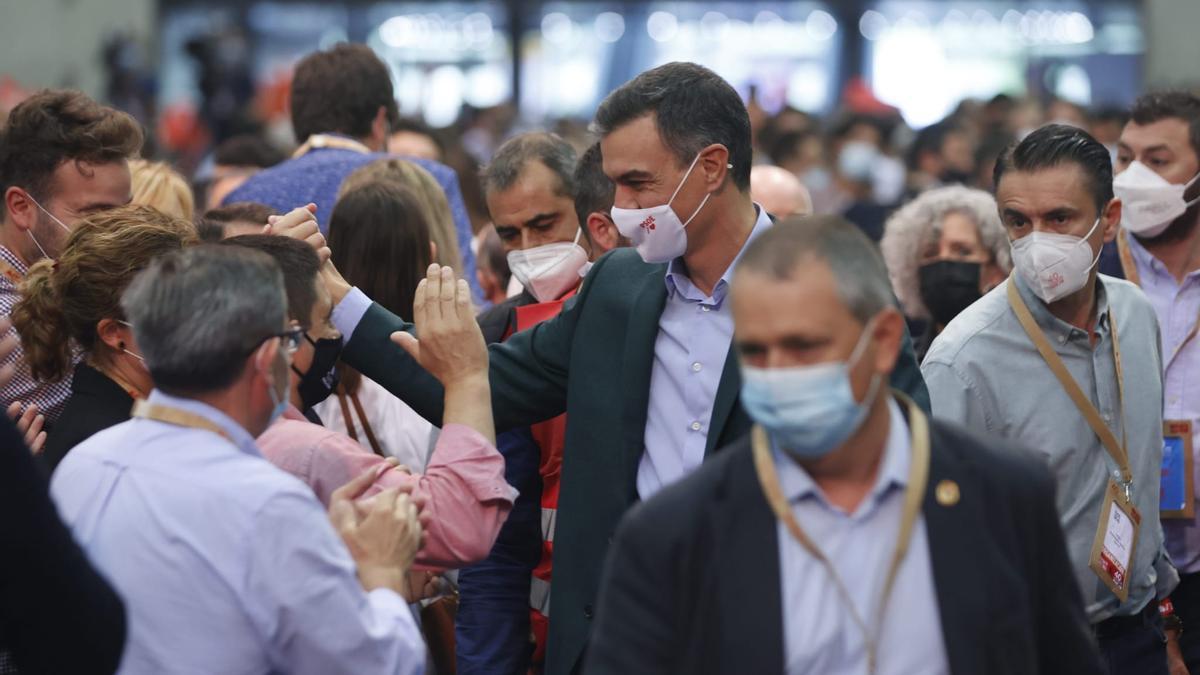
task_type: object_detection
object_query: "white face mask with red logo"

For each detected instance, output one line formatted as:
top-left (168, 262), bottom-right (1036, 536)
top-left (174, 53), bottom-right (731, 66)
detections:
top-left (1010, 217), bottom-right (1102, 304)
top-left (610, 152), bottom-right (713, 264)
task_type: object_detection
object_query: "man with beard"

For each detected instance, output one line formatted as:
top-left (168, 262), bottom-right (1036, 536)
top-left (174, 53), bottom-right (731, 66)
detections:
top-left (1113, 90), bottom-right (1200, 673)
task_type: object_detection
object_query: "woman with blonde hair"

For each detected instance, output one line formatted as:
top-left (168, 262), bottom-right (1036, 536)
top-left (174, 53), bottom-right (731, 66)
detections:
top-left (129, 158), bottom-right (195, 221)
top-left (340, 157), bottom-right (465, 273)
top-left (880, 185), bottom-right (1011, 360)
top-left (12, 204), bottom-right (196, 469)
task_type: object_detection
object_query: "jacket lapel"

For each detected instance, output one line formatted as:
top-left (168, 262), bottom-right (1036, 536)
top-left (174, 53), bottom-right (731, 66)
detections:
top-left (705, 346), bottom-right (746, 456)
top-left (618, 266), bottom-right (668, 498)
top-left (922, 428), bottom-right (989, 675)
top-left (712, 441), bottom-right (784, 673)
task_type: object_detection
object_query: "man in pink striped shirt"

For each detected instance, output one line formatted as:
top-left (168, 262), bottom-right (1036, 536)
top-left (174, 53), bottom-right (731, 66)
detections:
top-left (223, 234), bottom-right (516, 570)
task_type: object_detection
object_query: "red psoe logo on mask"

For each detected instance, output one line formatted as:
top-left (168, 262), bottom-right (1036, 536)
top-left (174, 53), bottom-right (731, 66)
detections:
top-left (640, 215), bottom-right (656, 231)
top-left (1046, 271), bottom-right (1065, 289)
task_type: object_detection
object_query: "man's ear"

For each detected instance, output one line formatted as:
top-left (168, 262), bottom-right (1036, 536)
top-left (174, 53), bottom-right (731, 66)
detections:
top-left (1101, 197), bottom-right (1122, 244)
top-left (4, 187), bottom-right (38, 232)
top-left (698, 143), bottom-right (731, 191)
top-left (586, 212), bottom-right (617, 254)
top-left (370, 106), bottom-right (389, 152)
top-left (871, 308), bottom-right (906, 377)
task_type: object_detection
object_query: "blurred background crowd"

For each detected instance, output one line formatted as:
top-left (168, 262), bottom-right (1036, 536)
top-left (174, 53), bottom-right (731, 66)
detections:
top-left (0, 0), bottom-right (1187, 242)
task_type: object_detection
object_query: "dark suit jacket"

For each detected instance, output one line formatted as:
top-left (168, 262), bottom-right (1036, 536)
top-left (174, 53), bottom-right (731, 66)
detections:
top-left (583, 410), bottom-right (1103, 675)
top-left (342, 247), bottom-right (931, 674)
top-left (0, 416), bottom-right (127, 674)
top-left (42, 363), bottom-right (135, 473)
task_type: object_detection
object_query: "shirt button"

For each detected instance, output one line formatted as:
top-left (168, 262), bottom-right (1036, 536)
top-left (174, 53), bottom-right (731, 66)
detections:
top-left (691, 421), bottom-right (702, 431)
top-left (692, 362), bottom-right (702, 372)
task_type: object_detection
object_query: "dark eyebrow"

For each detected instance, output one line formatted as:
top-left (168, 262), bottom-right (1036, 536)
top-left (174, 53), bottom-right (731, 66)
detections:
top-left (1001, 207), bottom-right (1029, 221)
top-left (1142, 144), bottom-right (1175, 155)
top-left (522, 212), bottom-right (558, 229)
top-left (615, 169), bottom-right (654, 184)
top-left (1043, 207), bottom-right (1079, 220)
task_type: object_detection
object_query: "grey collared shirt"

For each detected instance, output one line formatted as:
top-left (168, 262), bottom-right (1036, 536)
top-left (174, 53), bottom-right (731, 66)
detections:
top-left (922, 273), bottom-right (1176, 622)
top-left (774, 398), bottom-right (948, 675)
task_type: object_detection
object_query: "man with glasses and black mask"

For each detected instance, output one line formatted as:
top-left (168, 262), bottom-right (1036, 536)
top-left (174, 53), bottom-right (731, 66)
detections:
top-left (923, 124), bottom-right (1181, 673)
top-left (1112, 90), bottom-right (1200, 672)
top-left (0, 90), bottom-right (141, 422)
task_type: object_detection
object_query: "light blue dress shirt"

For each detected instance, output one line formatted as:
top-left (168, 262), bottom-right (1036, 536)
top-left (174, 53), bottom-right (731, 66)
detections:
top-left (922, 273), bottom-right (1176, 622)
top-left (1127, 234), bottom-right (1200, 574)
top-left (636, 206), bottom-right (774, 498)
top-left (774, 397), bottom-right (948, 675)
top-left (50, 390), bottom-right (424, 675)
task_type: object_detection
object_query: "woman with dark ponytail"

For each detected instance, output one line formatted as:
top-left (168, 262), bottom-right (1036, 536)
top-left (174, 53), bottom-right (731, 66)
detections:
top-left (12, 205), bottom-right (196, 470)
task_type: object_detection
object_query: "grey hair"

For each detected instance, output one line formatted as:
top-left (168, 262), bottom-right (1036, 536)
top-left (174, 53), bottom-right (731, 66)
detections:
top-left (736, 215), bottom-right (895, 324)
top-left (879, 185), bottom-right (1010, 320)
top-left (481, 132), bottom-right (577, 198)
top-left (121, 245), bottom-right (287, 395)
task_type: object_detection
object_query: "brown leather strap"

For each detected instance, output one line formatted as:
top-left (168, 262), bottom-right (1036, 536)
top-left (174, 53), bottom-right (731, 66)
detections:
top-left (335, 390), bottom-right (359, 442)
top-left (348, 391), bottom-right (384, 457)
top-left (291, 134), bottom-right (372, 159)
top-left (752, 392), bottom-right (930, 675)
top-left (1116, 228), bottom-right (1141, 287)
top-left (1006, 279), bottom-right (1130, 485)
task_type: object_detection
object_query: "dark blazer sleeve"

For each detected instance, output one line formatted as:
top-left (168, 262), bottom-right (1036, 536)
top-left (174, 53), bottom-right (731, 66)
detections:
top-left (341, 253), bottom-right (609, 430)
top-left (584, 498), bottom-right (682, 675)
top-left (1026, 459), bottom-right (1106, 674)
top-left (0, 418), bottom-right (126, 674)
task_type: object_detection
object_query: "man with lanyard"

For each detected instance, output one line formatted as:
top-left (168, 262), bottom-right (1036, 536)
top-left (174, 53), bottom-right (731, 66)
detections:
top-left (270, 61), bottom-right (930, 674)
top-left (587, 215), bottom-right (1101, 674)
top-left (1112, 89), bottom-right (1200, 671)
top-left (0, 90), bottom-right (141, 423)
top-left (458, 132), bottom-right (597, 673)
top-left (223, 43), bottom-right (482, 301)
top-left (923, 124), bottom-right (1180, 673)
top-left (49, 245), bottom-right (454, 673)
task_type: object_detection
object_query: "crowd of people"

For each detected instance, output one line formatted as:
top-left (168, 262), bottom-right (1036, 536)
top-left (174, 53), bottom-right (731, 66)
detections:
top-left (3, 37), bottom-right (1200, 675)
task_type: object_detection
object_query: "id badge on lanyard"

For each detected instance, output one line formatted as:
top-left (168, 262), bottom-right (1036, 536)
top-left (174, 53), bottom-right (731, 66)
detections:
top-left (1160, 420), bottom-right (1195, 519)
top-left (1089, 479), bottom-right (1141, 603)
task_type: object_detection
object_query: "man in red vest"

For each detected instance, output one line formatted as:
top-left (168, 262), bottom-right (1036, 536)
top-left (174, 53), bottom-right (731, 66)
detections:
top-left (458, 132), bottom-right (617, 674)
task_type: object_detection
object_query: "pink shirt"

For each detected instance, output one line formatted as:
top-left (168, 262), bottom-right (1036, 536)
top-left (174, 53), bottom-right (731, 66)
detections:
top-left (257, 406), bottom-right (516, 569)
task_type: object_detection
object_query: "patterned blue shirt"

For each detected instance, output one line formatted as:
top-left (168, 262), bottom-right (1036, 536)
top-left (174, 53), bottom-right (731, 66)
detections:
top-left (225, 145), bottom-right (482, 302)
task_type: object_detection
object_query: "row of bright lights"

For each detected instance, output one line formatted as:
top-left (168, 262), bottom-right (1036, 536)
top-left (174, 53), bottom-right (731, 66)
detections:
top-left (861, 9), bottom-right (1093, 44)
top-left (378, 8), bottom-right (1091, 50)
top-left (543, 10), bottom-right (839, 44)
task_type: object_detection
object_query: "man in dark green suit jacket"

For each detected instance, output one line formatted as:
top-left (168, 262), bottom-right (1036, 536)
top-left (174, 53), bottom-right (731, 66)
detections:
top-left (312, 62), bottom-right (929, 674)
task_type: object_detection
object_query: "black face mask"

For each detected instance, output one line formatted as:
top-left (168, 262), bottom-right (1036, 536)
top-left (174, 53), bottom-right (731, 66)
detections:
top-left (918, 260), bottom-right (982, 327)
top-left (292, 333), bottom-right (342, 410)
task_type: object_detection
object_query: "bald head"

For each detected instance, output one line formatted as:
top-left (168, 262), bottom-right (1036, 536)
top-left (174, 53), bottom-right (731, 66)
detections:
top-left (750, 165), bottom-right (813, 218)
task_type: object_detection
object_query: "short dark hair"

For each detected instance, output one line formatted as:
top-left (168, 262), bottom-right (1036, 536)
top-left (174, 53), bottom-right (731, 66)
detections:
top-left (592, 62), bottom-right (752, 191)
top-left (195, 218), bottom-right (225, 243)
top-left (767, 130), bottom-right (817, 168)
top-left (289, 44), bottom-right (399, 143)
top-left (122, 245), bottom-right (286, 396)
top-left (907, 121), bottom-right (963, 171)
top-left (220, 235), bottom-right (321, 328)
top-left (329, 181), bottom-right (432, 321)
top-left (1129, 90), bottom-right (1200, 162)
top-left (993, 123), bottom-right (1114, 213)
top-left (482, 132), bottom-right (577, 198)
top-left (0, 89), bottom-right (143, 219)
top-left (391, 116), bottom-right (445, 156)
top-left (203, 201), bottom-right (277, 226)
top-left (213, 134), bottom-right (285, 168)
top-left (572, 142), bottom-right (614, 245)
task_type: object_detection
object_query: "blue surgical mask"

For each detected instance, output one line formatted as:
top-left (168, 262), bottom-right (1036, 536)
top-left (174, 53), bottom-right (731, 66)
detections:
top-left (257, 341), bottom-right (290, 425)
top-left (739, 320), bottom-right (881, 459)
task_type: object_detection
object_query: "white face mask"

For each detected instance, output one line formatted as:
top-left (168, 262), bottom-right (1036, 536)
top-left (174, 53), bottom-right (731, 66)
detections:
top-left (610, 153), bottom-right (722, 264)
top-left (506, 227), bottom-right (589, 302)
top-left (1010, 217), bottom-right (1102, 304)
top-left (1113, 160), bottom-right (1200, 238)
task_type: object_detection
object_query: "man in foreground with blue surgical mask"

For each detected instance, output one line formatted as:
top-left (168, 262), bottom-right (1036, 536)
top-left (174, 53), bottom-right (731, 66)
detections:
top-left (1112, 89), bottom-right (1200, 672)
top-left (587, 215), bottom-right (1100, 674)
top-left (923, 124), bottom-right (1180, 673)
top-left (271, 61), bottom-right (930, 673)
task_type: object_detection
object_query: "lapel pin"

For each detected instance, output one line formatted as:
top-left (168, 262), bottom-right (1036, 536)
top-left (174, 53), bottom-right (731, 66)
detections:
top-left (935, 480), bottom-right (960, 507)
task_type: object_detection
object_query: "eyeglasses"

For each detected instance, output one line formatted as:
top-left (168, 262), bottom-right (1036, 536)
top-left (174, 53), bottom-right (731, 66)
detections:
top-left (246, 326), bottom-right (304, 357)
